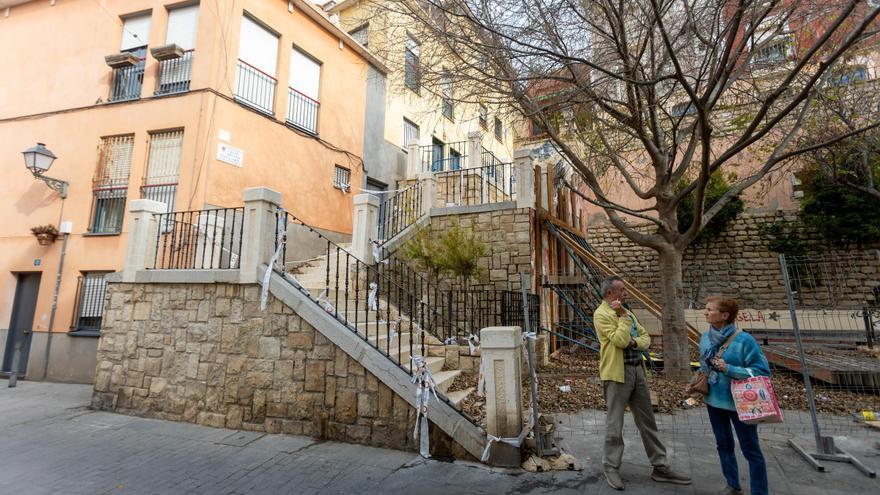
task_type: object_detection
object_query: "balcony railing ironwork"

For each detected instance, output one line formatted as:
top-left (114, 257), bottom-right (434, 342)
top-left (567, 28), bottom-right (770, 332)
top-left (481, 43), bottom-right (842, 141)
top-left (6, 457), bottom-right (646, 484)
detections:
top-left (234, 59), bottom-right (277, 115)
top-left (155, 50), bottom-right (194, 95)
top-left (151, 207), bottom-right (244, 270)
top-left (109, 53), bottom-right (146, 102)
top-left (286, 87), bottom-right (319, 134)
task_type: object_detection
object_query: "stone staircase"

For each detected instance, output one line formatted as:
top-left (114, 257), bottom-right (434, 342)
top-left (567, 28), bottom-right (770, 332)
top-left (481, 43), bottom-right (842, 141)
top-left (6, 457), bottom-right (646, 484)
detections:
top-left (284, 245), bottom-right (477, 409)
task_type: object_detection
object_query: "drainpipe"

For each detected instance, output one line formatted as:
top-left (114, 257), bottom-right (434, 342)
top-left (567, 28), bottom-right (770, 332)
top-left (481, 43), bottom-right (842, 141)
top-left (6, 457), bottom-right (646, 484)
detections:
top-left (41, 225), bottom-right (70, 381)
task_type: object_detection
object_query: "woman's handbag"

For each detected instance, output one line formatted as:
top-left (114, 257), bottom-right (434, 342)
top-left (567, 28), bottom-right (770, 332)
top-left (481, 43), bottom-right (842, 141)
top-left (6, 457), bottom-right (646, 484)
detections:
top-left (731, 370), bottom-right (784, 424)
top-left (688, 370), bottom-right (709, 396)
top-left (688, 330), bottom-right (739, 397)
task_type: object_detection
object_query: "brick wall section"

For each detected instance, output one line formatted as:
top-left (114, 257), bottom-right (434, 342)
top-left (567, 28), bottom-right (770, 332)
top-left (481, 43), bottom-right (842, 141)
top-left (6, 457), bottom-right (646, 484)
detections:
top-left (91, 282), bottom-right (423, 451)
top-left (586, 211), bottom-right (880, 308)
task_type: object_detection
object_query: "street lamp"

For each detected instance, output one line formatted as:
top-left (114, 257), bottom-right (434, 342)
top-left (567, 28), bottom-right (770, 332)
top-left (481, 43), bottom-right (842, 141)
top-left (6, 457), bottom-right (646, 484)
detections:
top-left (23, 143), bottom-right (68, 198)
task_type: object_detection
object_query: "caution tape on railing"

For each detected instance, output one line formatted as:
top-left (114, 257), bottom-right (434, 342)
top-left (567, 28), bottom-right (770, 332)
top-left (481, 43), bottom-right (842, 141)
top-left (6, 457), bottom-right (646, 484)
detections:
top-left (411, 355), bottom-right (439, 458)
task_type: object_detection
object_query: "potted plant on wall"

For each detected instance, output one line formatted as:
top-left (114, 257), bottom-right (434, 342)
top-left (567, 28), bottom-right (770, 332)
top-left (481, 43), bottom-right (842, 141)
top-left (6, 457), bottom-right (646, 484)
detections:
top-left (31, 224), bottom-right (60, 245)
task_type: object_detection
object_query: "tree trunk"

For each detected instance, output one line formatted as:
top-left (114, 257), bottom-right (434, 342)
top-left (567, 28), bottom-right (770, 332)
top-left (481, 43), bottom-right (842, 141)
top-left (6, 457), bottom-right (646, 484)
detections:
top-left (657, 247), bottom-right (690, 382)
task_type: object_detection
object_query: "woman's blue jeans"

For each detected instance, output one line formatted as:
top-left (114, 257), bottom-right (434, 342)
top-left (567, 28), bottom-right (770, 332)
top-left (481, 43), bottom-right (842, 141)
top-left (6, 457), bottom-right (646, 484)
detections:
top-left (707, 404), bottom-right (768, 495)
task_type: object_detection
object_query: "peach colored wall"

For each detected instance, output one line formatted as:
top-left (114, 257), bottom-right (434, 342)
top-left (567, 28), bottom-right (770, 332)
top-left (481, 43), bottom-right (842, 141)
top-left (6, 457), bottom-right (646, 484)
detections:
top-left (1, 0), bottom-right (371, 354)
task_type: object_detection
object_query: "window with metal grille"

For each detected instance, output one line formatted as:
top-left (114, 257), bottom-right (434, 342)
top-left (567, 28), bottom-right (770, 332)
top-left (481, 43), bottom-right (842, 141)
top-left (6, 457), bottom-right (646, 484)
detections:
top-left (334, 165), bottom-right (351, 191)
top-left (142, 130), bottom-right (183, 214)
top-left (349, 24), bottom-right (368, 47)
top-left (494, 117), bottom-right (503, 142)
top-left (91, 135), bottom-right (134, 234)
top-left (441, 71), bottom-right (453, 120)
top-left (72, 272), bottom-right (110, 332)
top-left (403, 118), bottom-right (420, 149)
top-left (404, 35), bottom-right (420, 93)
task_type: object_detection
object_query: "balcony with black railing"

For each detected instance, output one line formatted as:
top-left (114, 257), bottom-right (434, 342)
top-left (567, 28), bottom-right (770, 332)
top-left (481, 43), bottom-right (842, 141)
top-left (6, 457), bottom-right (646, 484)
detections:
top-left (234, 59), bottom-right (277, 115)
top-left (420, 140), bottom-right (467, 172)
top-left (286, 87), bottom-right (319, 134)
top-left (155, 50), bottom-right (194, 95)
top-left (108, 50), bottom-right (146, 102)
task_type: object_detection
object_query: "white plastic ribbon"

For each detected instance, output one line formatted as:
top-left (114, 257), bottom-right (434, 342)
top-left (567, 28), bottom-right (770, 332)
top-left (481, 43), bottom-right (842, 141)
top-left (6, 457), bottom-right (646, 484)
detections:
top-left (480, 412), bottom-right (535, 463)
top-left (261, 208), bottom-right (287, 311)
top-left (316, 288), bottom-right (335, 314)
top-left (368, 283), bottom-right (378, 311)
top-left (411, 355), bottom-right (439, 458)
top-left (467, 334), bottom-right (480, 356)
top-left (476, 360), bottom-right (485, 397)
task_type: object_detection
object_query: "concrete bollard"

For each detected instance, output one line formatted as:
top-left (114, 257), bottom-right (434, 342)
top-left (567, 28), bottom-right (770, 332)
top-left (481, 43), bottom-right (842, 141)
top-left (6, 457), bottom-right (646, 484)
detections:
top-left (480, 326), bottom-right (524, 466)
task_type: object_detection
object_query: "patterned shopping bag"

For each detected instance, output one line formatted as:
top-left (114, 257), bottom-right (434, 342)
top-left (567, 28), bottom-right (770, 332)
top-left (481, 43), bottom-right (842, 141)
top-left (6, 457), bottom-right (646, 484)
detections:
top-left (730, 374), bottom-right (784, 425)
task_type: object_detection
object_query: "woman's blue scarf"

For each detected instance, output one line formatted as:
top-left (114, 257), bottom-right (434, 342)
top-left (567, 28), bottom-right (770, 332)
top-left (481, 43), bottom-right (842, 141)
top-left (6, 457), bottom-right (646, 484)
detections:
top-left (701, 323), bottom-right (736, 384)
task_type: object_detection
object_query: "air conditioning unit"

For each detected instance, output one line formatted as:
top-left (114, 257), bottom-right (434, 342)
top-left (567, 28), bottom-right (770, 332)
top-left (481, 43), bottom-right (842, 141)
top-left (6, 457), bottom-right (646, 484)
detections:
top-left (104, 52), bottom-right (139, 68)
top-left (150, 43), bottom-right (184, 61)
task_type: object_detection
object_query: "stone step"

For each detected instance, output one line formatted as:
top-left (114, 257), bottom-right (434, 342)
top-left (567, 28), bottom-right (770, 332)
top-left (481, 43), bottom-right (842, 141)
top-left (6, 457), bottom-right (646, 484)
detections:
top-left (432, 369), bottom-right (461, 394)
top-left (446, 387), bottom-right (475, 408)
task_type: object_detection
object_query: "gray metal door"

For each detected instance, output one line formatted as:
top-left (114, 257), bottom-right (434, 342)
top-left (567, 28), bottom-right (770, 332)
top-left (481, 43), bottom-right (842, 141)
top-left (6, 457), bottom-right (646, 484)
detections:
top-left (2, 272), bottom-right (41, 375)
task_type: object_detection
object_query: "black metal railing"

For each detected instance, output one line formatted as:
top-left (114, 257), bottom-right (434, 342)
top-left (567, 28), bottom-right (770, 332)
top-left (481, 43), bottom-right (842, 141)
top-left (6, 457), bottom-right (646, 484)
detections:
top-left (420, 141), bottom-right (468, 172)
top-left (286, 87), bottom-right (319, 134)
top-left (235, 59), bottom-right (276, 115)
top-left (155, 50), bottom-right (194, 95)
top-left (378, 182), bottom-right (423, 244)
top-left (109, 58), bottom-right (145, 102)
top-left (501, 290), bottom-right (541, 331)
top-left (435, 162), bottom-right (515, 206)
top-left (151, 207), bottom-right (244, 269)
top-left (272, 211), bottom-right (482, 428)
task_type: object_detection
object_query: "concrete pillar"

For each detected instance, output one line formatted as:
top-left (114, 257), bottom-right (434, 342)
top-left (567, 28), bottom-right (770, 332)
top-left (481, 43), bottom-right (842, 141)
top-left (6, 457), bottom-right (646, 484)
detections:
top-left (122, 199), bottom-right (167, 282)
top-left (417, 171), bottom-right (436, 216)
top-left (406, 143), bottom-right (421, 178)
top-left (514, 149), bottom-right (536, 209)
top-left (466, 131), bottom-right (482, 169)
top-left (480, 326), bottom-right (524, 466)
top-left (352, 193), bottom-right (379, 264)
top-left (240, 187), bottom-right (282, 284)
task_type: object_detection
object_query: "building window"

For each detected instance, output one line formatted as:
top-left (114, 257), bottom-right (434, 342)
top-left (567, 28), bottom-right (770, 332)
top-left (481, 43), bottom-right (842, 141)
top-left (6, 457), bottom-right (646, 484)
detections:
top-left (403, 118), bottom-right (420, 149)
top-left (287, 47), bottom-right (321, 134)
top-left (449, 148), bottom-right (462, 170)
top-left (530, 118), bottom-right (548, 138)
top-left (790, 171), bottom-right (805, 199)
top-left (441, 71), bottom-right (453, 121)
top-left (752, 39), bottom-right (788, 64)
top-left (479, 104), bottom-right (488, 130)
top-left (141, 130), bottom-right (183, 214)
top-left (90, 135), bottom-right (134, 234)
top-left (494, 117), bottom-right (503, 142)
top-left (235, 15), bottom-right (279, 114)
top-left (72, 272), bottom-right (110, 333)
top-left (431, 137), bottom-right (445, 172)
top-left (109, 13), bottom-right (151, 102)
top-left (404, 34), bottom-right (420, 93)
top-left (334, 165), bottom-right (351, 191)
top-left (349, 24), bottom-right (368, 47)
top-left (156, 4), bottom-right (199, 95)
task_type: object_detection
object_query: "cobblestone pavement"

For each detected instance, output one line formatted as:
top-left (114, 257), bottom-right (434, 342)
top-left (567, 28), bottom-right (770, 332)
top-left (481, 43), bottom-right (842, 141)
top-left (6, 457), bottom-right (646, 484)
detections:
top-left (2, 381), bottom-right (879, 494)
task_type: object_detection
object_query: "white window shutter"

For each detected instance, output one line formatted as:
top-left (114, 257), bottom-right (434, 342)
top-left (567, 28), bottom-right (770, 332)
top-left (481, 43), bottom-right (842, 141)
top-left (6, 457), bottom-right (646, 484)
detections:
top-left (238, 16), bottom-right (279, 76)
top-left (121, 14), bottom-right (151, 51)
top-left (166, 5), bottom-right (199, 50)
top-left (289, 49), bottom-right (321, 100)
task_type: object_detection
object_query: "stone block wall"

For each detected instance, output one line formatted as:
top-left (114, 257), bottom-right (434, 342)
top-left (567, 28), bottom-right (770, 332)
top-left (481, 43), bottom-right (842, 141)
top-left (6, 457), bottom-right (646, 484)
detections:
top-left (428, 207), bottom-right (533, 293)
top-left (92, 282), bottom-right (422, 451)
top-left (586, 211), bottom-right (880, 309)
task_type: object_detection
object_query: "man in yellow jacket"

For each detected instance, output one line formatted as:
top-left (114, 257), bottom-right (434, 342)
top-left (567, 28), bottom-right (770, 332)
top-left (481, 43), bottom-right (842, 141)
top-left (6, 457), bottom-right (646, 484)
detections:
top-left (594, 276), bottom-right (691, 490)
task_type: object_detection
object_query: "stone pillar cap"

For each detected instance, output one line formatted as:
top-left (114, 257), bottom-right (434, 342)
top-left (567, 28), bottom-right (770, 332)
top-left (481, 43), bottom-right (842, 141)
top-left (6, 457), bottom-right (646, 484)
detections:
top-left (353, 193), bottom-right (380, 206)
top-left (129, 199), bottom-right (167, 214)
top-left (480, 326), bottom-right (523, 348)
top-left (243, 187), bottom-right (281, 204)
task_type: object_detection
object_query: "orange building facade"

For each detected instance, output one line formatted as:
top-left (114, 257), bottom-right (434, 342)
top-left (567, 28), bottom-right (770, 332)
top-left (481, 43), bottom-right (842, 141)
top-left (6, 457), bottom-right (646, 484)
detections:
top-left (0, 0), bottom-right (382, 383)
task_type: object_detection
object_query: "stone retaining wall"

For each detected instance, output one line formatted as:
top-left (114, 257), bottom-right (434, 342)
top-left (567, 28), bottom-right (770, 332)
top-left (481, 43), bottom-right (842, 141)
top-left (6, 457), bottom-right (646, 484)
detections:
top-left (91, 282), bottom-right (424, 451)
top-left (586, 211), bottom-right (880, 308)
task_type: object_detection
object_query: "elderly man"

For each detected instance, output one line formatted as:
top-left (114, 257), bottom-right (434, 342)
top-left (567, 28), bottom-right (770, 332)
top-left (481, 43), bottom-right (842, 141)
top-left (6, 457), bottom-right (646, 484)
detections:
top-left (594, 276), bottom-right (691, 490)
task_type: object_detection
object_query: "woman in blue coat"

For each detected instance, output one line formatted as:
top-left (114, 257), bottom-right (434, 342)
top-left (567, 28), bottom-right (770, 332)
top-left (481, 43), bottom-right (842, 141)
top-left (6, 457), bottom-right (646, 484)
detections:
top-left (687, 296), bottom-right (771, 495)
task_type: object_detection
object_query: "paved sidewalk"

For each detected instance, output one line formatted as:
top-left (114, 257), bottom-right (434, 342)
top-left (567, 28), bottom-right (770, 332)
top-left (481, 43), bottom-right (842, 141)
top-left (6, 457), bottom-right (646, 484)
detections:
top-left (2, 381), bottom-right (879, 494)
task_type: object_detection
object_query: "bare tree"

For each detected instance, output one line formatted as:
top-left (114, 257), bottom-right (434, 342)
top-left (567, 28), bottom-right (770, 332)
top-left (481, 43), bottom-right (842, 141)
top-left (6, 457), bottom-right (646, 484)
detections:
top-left (372, 0), bottom-right (880, 379)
